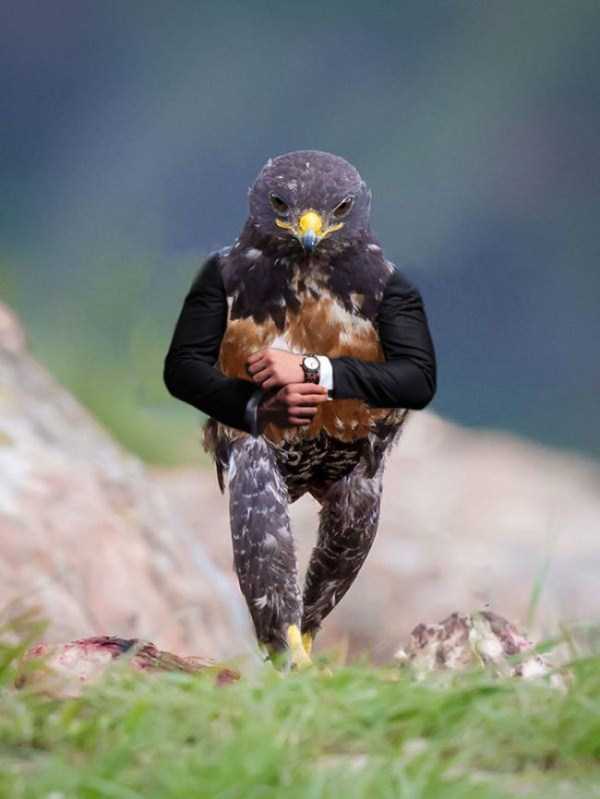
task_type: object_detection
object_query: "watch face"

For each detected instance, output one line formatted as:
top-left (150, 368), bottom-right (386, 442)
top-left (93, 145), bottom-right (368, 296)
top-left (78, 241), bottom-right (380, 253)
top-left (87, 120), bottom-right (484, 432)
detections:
top-left (304, 356), bottom-right (319, 370)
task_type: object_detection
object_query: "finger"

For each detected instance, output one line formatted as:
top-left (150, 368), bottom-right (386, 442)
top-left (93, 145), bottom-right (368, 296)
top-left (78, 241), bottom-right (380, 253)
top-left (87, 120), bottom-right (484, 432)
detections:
top-left (291, 383), bottom-right (329, 394)
top-left (252, 367), bottom-right (271, 384)
top-left (289, 406), bottom-right (317, 416)
top-left (261, 376), bottom-right (282, 391)
top-left (290, 393), bottom-right (329, 405)
top-left (247, 357), bottom-right (267, 374)
top-left (247, 349), bottom-right (267, 364)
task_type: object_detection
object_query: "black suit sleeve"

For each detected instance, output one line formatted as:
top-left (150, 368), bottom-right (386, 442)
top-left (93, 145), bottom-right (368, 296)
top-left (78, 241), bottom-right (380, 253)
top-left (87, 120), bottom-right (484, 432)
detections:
top-left (163, 254), bottom-right (258, 432)
top-left (330, 265), bottom-right (437, 410)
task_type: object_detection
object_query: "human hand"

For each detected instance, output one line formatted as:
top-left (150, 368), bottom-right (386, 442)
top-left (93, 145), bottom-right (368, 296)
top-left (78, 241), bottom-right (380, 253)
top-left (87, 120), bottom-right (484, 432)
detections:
top-left (246, 347), bottom-right (305, 390)
top-left (257, 383), bottom-right (329, 429)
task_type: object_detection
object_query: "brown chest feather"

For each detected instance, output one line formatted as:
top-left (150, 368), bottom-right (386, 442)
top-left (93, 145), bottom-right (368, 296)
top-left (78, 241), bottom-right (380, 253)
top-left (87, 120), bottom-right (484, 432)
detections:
top-left (218, 294), bottom-right (401, 444)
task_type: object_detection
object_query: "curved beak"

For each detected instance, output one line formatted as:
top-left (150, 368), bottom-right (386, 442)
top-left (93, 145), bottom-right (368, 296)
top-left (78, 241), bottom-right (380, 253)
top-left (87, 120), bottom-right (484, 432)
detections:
top-left (301, 229), bottom-right (319, 252)
top-left (297, 211), bottom-right (323, 252)
top-left (275, 209), bottom-right (344, 252)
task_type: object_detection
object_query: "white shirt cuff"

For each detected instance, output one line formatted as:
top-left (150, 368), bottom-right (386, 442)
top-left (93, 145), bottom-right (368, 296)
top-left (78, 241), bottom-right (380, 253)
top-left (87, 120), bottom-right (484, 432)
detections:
top-left (316, 355), bottom-right (334, 395)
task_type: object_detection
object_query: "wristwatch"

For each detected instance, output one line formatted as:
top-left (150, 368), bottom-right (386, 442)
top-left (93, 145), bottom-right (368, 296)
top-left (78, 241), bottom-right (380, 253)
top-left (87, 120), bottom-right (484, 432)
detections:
top-left (301, 353), bottom-right (320, 384)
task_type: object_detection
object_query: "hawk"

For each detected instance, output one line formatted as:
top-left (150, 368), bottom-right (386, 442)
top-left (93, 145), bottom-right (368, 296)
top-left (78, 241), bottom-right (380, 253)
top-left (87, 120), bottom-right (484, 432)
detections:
top-left (164, 150), bottom-right (436, 668)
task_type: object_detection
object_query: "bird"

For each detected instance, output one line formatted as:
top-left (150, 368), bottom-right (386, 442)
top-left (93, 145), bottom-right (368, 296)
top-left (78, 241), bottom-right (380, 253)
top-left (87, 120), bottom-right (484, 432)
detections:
top-left (164, 150), bottom-right (436, 669)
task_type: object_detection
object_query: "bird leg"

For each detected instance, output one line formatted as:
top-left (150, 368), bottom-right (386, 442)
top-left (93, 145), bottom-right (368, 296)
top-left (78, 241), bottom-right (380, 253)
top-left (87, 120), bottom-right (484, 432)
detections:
top-left (301, 459), bottom-right (384, 643)
top-left (286, 624), bottom-right (312, 670)
top-left (302, 631), bottom-right (313, 656)
top-left (228, 436), bottom-right (306, 662)
top-left (258, 624), bottom-right (312, 671)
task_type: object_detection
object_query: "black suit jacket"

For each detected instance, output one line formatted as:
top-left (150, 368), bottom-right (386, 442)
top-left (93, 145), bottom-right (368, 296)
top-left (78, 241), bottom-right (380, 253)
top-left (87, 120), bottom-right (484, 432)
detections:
top-left (164, 254), bottom-right (437, 434)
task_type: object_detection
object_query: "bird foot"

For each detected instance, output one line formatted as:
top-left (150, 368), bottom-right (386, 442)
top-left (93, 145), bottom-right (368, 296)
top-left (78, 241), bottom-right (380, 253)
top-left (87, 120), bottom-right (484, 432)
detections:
top-left (286, 624), bottom-right (312, 671)
top-left (302, 631), bottom-right (313, 656)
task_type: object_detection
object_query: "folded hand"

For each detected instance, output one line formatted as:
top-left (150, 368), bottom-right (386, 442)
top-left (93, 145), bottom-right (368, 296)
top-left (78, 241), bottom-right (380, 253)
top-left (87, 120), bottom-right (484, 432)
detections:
top-left (246, 347), bottom-right (304, 390)
top-left (257, 383), bottom-right (329, 429)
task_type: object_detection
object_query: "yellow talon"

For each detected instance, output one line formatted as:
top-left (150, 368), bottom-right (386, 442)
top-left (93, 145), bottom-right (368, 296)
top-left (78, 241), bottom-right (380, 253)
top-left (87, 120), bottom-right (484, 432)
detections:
top-left (302, 632), bottom-right (313, 656)
top-left (287, 624), bottom-right (312, 671)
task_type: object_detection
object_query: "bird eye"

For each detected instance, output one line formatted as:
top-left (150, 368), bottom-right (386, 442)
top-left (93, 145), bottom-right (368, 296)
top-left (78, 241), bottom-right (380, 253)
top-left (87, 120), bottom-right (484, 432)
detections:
top-left (333, 196), bottom-right (354, 218)
top-left (270, 194), bottom-right (289, 215)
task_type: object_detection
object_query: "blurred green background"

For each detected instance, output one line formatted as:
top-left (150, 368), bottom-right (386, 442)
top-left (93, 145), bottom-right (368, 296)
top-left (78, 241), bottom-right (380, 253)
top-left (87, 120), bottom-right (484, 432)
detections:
top-left (2, 0), bottom-right (599, 464)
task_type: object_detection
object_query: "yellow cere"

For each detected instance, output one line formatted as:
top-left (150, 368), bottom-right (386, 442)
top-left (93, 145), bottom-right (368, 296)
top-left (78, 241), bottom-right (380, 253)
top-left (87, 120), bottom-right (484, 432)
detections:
top-left (323, 220), bottom-right (344, 236)
top-left (298, 210), bottom-right (323, 235)
top-left (275, 209), bottom-right (344, 240)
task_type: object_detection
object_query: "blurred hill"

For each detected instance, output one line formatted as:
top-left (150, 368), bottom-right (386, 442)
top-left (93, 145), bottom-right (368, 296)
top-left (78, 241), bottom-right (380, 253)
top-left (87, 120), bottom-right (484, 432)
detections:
top-left (2, 301), bottom-right (599, 661)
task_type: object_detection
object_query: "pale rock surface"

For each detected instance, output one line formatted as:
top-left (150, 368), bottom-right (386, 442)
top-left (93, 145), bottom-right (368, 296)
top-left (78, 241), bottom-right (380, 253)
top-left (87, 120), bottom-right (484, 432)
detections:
top-left (17, 636), bottom-right (239, 698)
top-left (0, 302), bottom-right (247, 658)
top-left (394, 610), bottom-right (557, 682)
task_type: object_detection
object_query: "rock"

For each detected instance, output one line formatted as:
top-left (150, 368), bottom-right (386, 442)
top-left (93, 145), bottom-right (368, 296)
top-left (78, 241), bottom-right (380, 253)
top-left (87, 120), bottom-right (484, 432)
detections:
top-left (16, 636), bottom-right (239, 698)
top-left (394, 610), bottom-right (552, 680)
top-left (0, 303), bottom-right (27, 354)
top-left (0, 302), bottom-right (252, 659)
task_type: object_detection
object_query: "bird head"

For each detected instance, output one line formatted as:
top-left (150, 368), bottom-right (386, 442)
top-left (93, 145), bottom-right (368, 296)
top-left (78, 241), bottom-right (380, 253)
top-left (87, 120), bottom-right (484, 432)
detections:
top-left (247, 150), bottom-right (372, 254)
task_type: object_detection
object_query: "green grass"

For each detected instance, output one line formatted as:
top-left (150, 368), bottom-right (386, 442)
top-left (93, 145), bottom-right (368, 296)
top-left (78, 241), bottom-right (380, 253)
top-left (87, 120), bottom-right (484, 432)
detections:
top-left (2, 616), bottom-right (600, 798)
